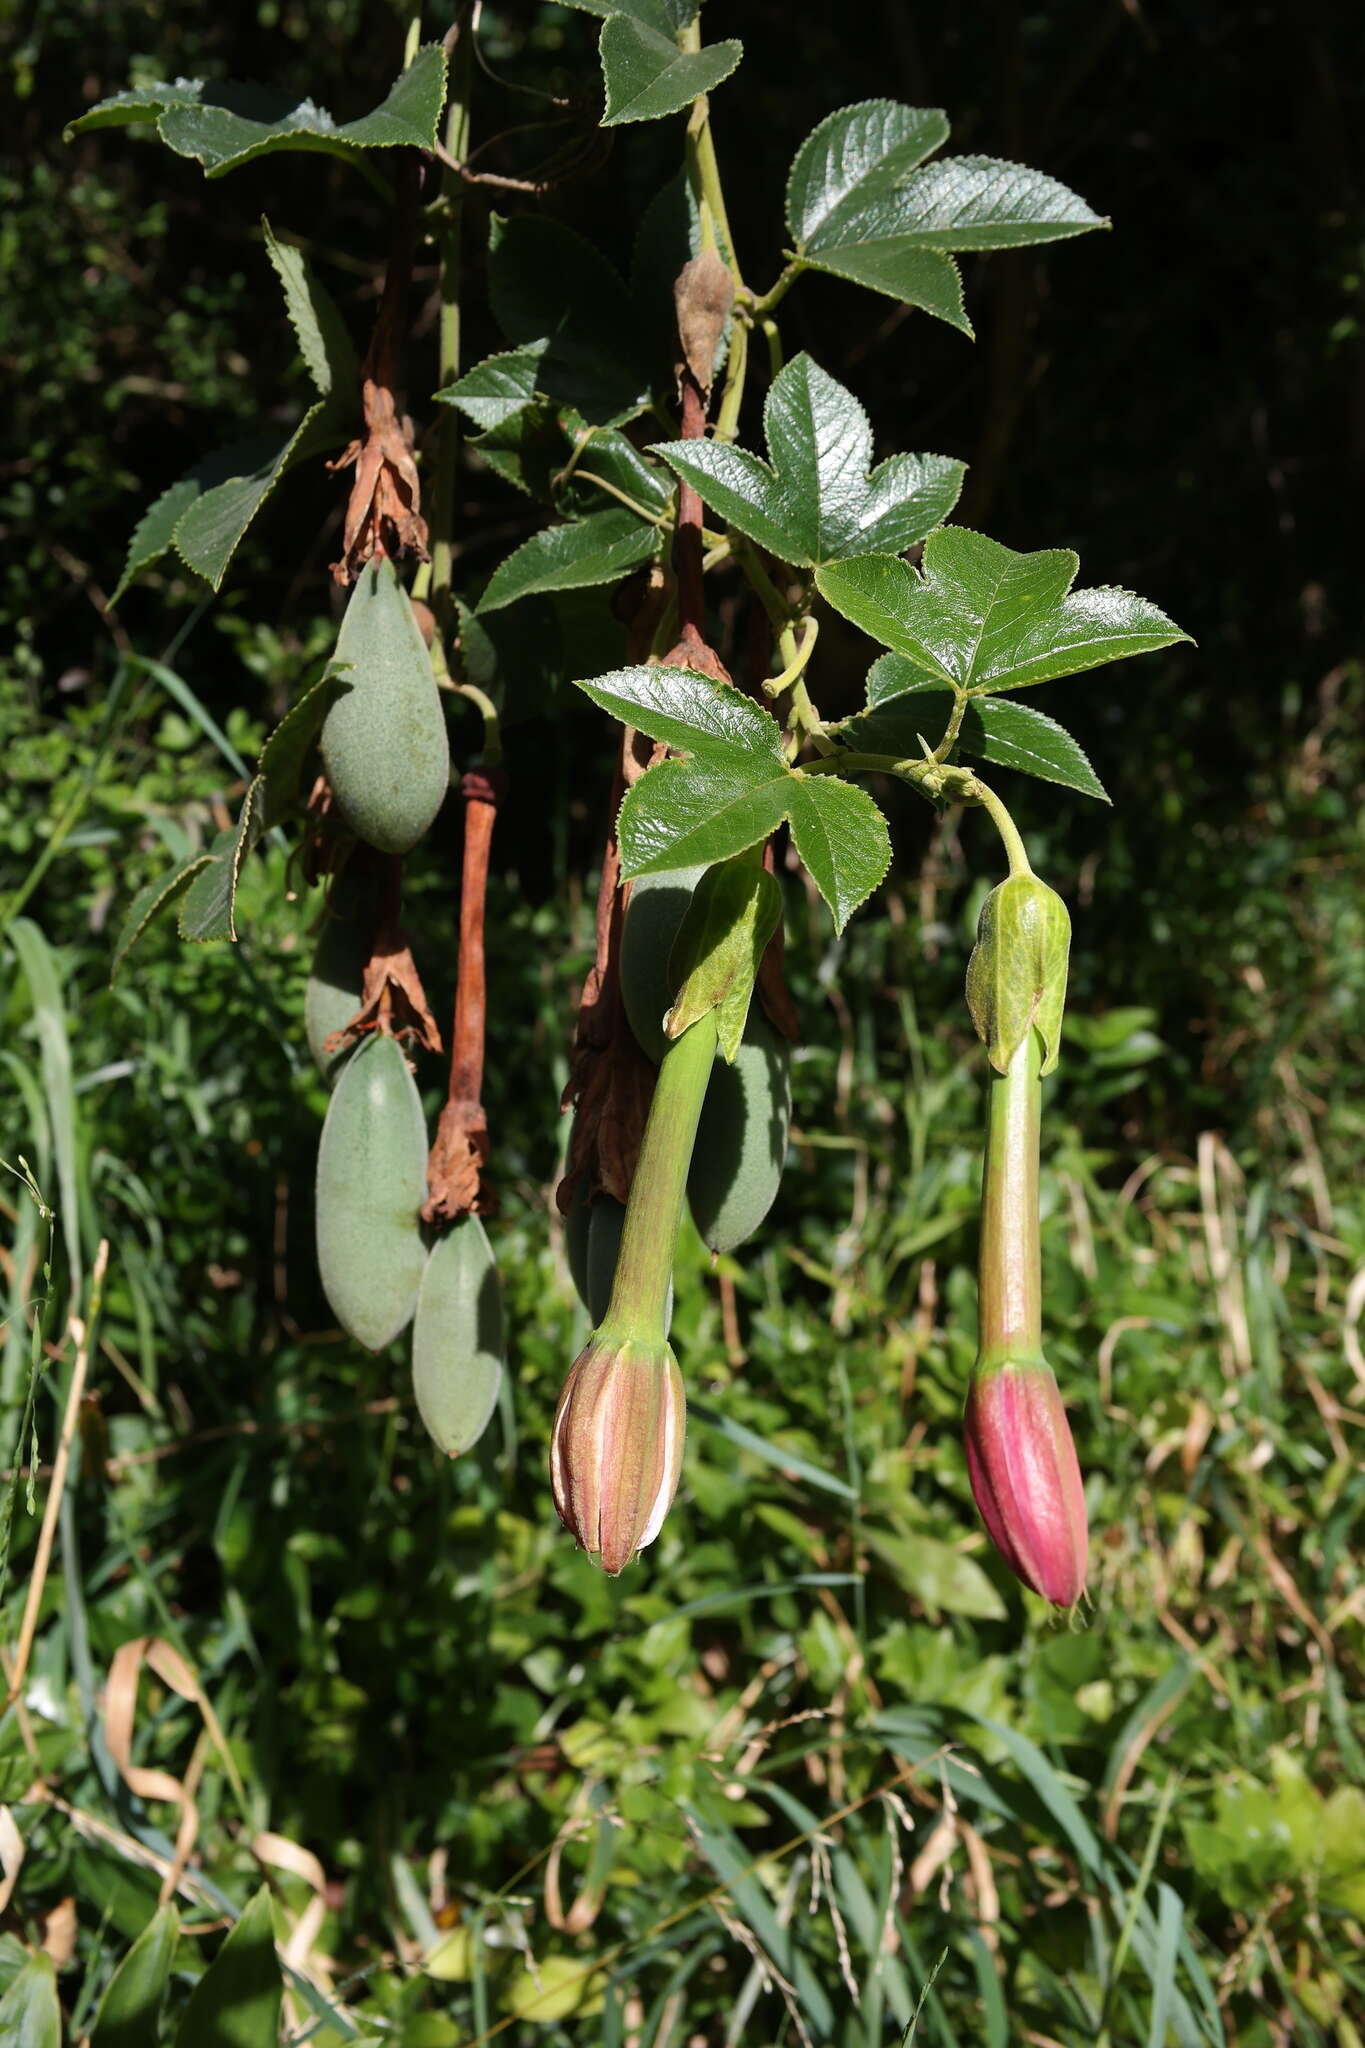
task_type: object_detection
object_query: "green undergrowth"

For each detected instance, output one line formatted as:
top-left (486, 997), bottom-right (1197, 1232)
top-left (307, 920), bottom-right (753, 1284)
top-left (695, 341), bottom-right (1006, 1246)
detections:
top-left (2, 659), bottom-right (1362, 2045)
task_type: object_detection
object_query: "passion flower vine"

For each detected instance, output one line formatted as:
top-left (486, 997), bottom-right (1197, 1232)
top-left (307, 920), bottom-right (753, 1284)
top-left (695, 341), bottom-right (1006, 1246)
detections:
top-left (963, 826), bottom-right (1089, 1608)
top-left (551, 1006), bottom-right (718, 1572)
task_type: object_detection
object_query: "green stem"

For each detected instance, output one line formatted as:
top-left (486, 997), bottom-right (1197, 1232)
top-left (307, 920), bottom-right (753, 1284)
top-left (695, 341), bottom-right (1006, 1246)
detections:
top-left (605, 1011), bottom-right (719, 1338)
top-left (447, 682), bottom-right (503, 766)
top-left (931, 688), bottom-right (969, 763)
top-left (799, 750), bottom-right (903, 777)
top-left (760, 316), bottom-right (784, 381)
top-left (680, 19), bottom-right (740, 281)
top-left (712, 315), bottom-right (749, 444)
top-left (761, 616), bottom-right (818, 698)
top-left (977, 1029), bottom-right (1045, 1371)
top-left (745, 261), bottom-right (802, 320)
top-left (968, 777), bottom-right (1033, 878)
top-left (428, 13), bottom-right (473, 634)
top-left (570, 473), bottom-right (670, 525)
top-left (735, 541), bottom-right (794, 633)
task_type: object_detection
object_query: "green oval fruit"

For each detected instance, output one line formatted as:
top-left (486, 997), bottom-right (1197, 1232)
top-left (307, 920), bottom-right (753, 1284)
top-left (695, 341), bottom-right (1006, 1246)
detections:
top-left (584, 1195), bottom-right (627, 1326)
top-left (688, 1011), bottom-right (791, 1255)
top-left (412, 1214), bottom-right (503, 1457)
top-left (305, 868), bottom-right (378, 1085)
top-left (565, 1188), bottom-right (672, 1331)
top-left (565, 1184), bottom-right (593, 1311)
top-left (315, 1032), bottom-right (429, 1351)
top-left (619, 863), bottom-right (709, 1062)
top-left (321, 558), bottom-right (450, 854)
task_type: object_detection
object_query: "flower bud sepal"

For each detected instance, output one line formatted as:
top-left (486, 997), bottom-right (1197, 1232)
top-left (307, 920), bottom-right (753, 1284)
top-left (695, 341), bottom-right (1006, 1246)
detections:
top-left (963, 1354), bottom-right (1088, 1610)
top-left (550, 1328), bottom-right (686, 1575)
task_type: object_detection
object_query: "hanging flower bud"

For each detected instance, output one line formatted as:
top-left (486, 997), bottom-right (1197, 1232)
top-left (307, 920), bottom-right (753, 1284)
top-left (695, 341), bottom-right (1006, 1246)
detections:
top-left (550, 1335), bottom-right (686, 1574)
top-left (963, 1358), bottom-right (1088, 1607)
top-left (964, 842), bottom-right (1086, 1605)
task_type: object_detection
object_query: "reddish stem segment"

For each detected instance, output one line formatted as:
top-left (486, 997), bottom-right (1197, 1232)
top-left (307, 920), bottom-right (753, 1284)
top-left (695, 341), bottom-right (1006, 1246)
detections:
top-left (449, 769), bottom-right (501, 1108)
top-left (673, 372), bottom-right (709, 639)
top-left (423, 769), bottom-right (505, 1222)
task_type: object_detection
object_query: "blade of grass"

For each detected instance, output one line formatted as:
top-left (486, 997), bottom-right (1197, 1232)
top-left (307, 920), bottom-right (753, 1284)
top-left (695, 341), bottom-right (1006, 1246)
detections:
top-left (691, 1399), bottom-right (857, 1500)
top-left (8, 920), bottom-right (84, 1294)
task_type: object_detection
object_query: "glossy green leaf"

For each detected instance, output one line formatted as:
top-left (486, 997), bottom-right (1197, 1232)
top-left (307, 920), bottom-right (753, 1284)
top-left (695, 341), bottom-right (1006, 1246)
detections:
top-left (118, 671), bottom-right (342, 967)
top-left (784, 775), bottom-right (891, 939)
top-left (785, 99), bottom-right (1103, 329)
top-left (652, 352), bottom-right (963, 567)
top-left (110, 850), bottom-right (215, 982)
top-left (468, 401), bottom-right (563, 502)
top-left (786, 101), bottom-right (962, 328)
top-left (436, 345), bottom-right (546, 430)
top-left (262, 219), bottom-right (357, 397)
top-left (91, 1902), bottom-right (180, 2047)
top-left (559, 415), bottom-right (675, 517)
top-left (843, 670), bottom-right (1109, 800)
top-left (575, 666), bottom-right (890, 930)
top-left (173, 1887), bottom-right (281, 2047)
top-left (630, 169), bottom-right (705, 364)
top-left (478, 509), bottom-right (659, 613)
top-left (599, 15), bottom-right (741, 126)
top-left (0, 1954), bottom-right (60, 2048)
top-left (488, 215), bottom-right (650, 427)
top-left (172, 408), bottom-right (338, 589)
top-left (559, 0), bottom-right (696, 28)
top-left (787, 100), bottom-right (948, 248)
top-left (111, 477), bottom-right (201, 605)
top-left (256, 669), bottom-right (350, 824)
top-left (69, 45), bottom-right (448, 177)
top-left (881, 154), bottom-right (1107, 251)
top-left (117, 226), bottom-right (354, 598)
top-left (817, 529), bottom-right (1190, 694)
top-left (178, 806), bottom-right (260, 945)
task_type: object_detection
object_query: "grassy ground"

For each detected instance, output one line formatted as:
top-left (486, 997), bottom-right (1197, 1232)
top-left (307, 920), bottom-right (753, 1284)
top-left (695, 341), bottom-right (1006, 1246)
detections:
top-left (2, 653), bottom-right (1363, 2045)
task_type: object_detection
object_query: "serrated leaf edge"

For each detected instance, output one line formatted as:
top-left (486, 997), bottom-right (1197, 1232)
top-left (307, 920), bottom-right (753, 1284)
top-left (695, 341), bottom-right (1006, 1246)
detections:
top-left (110, 854), bottom-right (214, 984)
top-left (784, 98), bottom-right (951, 247)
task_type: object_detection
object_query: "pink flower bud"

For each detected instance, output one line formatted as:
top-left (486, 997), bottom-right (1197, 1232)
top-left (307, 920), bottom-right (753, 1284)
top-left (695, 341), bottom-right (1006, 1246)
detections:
top-left (963, 1360), bottom-right (1088, 1607)
top-left (550, 1335), bottom-right (685, 1574)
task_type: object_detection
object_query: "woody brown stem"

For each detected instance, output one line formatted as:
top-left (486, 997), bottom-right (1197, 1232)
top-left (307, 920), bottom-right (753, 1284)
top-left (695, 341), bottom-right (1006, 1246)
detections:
top-left (330, 151), bottom-right (430, 581)
top-left (673, 372), bottom-right (709, 641)
top-left (449, 770), bottom-right (501, 1109)
top-left (424, 770), bottom-right (505, 1223)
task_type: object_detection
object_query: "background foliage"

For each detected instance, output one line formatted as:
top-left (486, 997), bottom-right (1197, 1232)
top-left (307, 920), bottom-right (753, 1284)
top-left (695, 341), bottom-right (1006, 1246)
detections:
top-left (2, 2), bottom-right (1364, 2042)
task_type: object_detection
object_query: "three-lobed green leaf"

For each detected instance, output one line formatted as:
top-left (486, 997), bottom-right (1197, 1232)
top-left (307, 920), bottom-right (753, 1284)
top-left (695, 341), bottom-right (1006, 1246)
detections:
top-left (842, 662), bottom-right (1109, 802)
top-left (817, 529), bottom-right (1190, 695)
top-left (652, 353), bottom-right (963, 568)
top-left (784, 99), bottom-right (1105, 331)
top-left (575, 667), bottom-right (891, 932)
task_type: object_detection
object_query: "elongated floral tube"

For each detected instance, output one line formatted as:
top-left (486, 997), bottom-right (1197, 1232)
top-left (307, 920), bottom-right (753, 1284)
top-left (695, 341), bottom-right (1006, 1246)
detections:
top-left (551, 1009), bottom-right (717, 1571)
top-left (966, 1026), bottom-right (1088, 1607)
